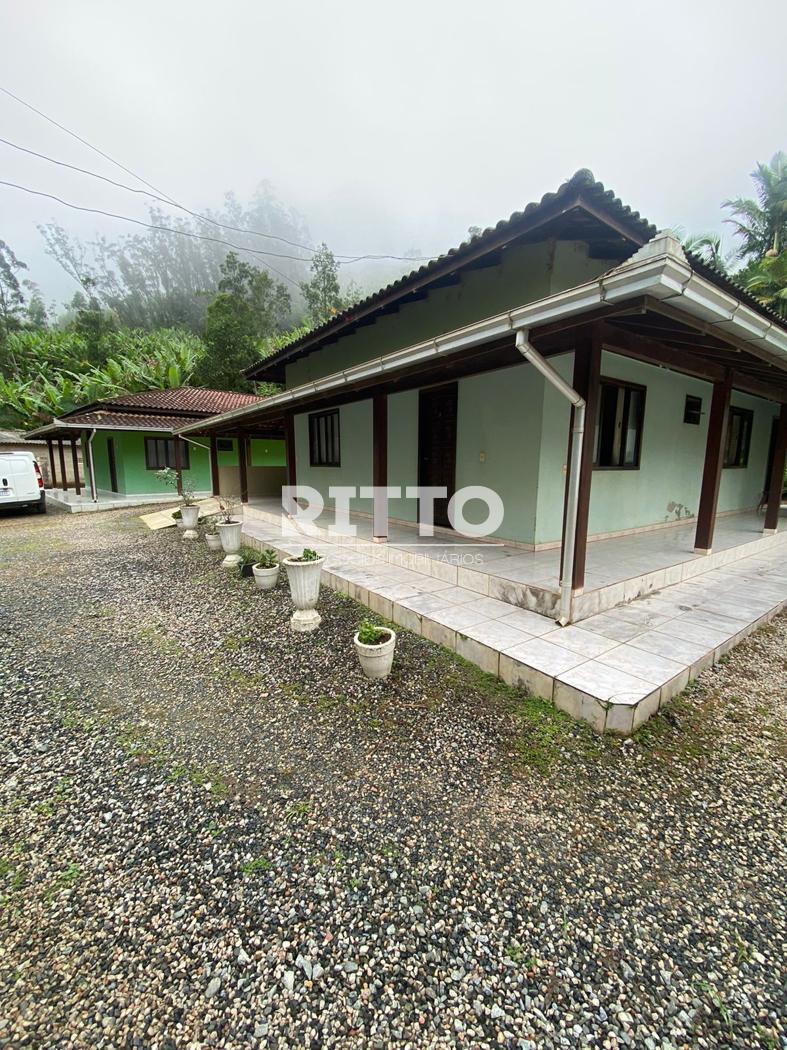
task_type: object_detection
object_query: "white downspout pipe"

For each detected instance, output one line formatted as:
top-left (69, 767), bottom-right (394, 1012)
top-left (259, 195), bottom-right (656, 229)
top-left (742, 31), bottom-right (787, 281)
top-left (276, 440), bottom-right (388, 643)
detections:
top-left (515, 329), bottom-right (586, 626)
top-left (86, 428), bottom-right (98, 503)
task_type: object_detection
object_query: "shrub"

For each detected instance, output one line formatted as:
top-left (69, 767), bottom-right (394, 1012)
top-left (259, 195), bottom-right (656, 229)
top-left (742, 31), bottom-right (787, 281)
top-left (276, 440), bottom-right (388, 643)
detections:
top-left (357, 619), bottom-right (390, 646)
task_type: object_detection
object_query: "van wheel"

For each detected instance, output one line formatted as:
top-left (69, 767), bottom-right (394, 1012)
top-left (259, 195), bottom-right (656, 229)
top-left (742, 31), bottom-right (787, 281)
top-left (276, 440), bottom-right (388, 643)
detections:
top-left (36, 497), bottom-right (47, 514)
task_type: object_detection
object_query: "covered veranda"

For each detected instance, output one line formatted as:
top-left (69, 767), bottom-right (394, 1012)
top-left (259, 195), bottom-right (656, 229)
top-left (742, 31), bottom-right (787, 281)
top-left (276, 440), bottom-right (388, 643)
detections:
top-left (180, 232), bottom-right (787, 628)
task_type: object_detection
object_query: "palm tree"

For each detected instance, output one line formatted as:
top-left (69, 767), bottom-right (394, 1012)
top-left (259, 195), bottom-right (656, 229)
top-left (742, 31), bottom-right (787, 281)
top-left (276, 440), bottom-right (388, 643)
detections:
top-left (723, 151), bottom-right (787, 260)
top-left (744, 252), bottom-right (787, 319)
top-left (682, 232), bottom-right (733, 273)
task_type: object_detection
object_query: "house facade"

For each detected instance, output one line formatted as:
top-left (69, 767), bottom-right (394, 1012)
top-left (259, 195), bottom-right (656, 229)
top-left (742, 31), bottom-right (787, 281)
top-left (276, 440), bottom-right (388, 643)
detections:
top-left (179, 172), bottom-right (786, 593)
top-left (28, 387), bottom-right (286, 509)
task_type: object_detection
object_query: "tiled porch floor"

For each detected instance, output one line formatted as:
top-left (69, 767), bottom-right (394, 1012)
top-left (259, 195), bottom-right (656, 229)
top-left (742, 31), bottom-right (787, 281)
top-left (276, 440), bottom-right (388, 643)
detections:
top-left (245, 498), bottom-right (786, 621)
top-left (241, 506), bottom-right (787, 734)
top-left (48, 489), bottom-right (210, 513)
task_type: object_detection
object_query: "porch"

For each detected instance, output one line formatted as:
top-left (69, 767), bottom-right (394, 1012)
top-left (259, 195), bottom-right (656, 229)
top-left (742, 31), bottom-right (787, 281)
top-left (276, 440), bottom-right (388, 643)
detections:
top-left (244, 498), bottom-right (787, 621)
top-left (241, 500), bottom-right (787, 734)
top-left (46, 488), bottom-right (210, 513)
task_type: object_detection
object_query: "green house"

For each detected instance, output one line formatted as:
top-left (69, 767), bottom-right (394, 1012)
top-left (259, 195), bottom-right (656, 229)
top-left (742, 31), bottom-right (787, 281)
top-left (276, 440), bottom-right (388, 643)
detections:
top-left (28, 387), bottom-right (286, 511)
top-left (182, 170), bottom-right (787, 627)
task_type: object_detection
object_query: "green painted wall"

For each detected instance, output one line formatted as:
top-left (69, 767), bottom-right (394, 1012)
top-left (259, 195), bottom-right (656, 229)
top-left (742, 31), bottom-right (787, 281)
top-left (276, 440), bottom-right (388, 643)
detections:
top-left (250, 439), bottom-right (286, 467)
top-left (285, 240), bottom-right (610, 388)
top-left (533, 352), bottom-right (779, 544)
top-left (455, 364), bottom-right (544, 542)
top-left (82, 430), bottom-right (211, 496)
top-left (294, 401), bottom-right (374, 515)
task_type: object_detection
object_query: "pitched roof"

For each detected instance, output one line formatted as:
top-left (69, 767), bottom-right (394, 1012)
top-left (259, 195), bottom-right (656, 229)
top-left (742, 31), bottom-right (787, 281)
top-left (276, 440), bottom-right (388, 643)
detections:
top-left (95, 387), bottom-right (261, 414)
top-left (55, 410), bottom-right (206, 431)
top-left (246, 169), bottom-right (786, 382)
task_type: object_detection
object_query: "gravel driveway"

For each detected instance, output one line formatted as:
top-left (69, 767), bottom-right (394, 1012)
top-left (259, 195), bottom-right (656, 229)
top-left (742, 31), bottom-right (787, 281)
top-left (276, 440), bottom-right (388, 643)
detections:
top-left (0, 506), bottom-right (785, 1049)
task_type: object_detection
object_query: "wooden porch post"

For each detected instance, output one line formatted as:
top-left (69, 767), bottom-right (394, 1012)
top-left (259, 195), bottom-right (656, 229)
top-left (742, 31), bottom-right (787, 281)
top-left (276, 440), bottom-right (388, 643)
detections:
top-left (284, 412), bottom-right (297, 489)
top-left (46, 438), bottom-right (57, 489)
top-left (173, 437), bottom-right (184, 496)
top-left (209, 435), bottom-right (220, 496)
top-left (694, 372), bottom-right (732, 553)
top-left (57, 439), bottom-right (68, 491)
top-left (763, 402), bottom-right (787, 533)
top-left (238, 435), bottom-right (249, 504)
top-left (560, 328), bottom-right (602, 592)
top-left (373, 394), bottom-right (388, 540)
top-left (70, 439), bottom-right (81, 496)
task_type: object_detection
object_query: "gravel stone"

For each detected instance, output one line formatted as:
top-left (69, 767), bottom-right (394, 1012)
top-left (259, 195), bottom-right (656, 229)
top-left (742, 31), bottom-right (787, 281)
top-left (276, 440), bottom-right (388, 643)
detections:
top-left (0, 506), bottom-right (785, 1048)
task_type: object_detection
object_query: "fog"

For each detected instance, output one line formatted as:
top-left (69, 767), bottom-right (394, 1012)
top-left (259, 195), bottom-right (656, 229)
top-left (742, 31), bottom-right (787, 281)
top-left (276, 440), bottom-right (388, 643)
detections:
top-left (1, 0), bottom-right (785, 307)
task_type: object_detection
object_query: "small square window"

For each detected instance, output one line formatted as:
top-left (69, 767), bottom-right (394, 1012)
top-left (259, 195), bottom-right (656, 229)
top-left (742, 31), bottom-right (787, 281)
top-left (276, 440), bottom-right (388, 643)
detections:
top-left (594, 379), bottom-right (646, 469)
top-left (723, 406), bottom-right (753, 468)
top-left (309, 410), bottom-right (340, 467)
top-left (683, 395), bottom-right (702, 425)
top-left (216, 438), bottom-right (233, 452)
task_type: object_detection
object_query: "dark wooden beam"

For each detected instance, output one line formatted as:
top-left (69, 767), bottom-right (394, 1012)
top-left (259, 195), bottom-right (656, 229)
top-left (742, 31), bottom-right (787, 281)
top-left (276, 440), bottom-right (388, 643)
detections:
top-left (284, 412), bottom-right (296, 489)
top-left (70, 439), bottom-right (81, 496)
top-left (764, 403), bottom-right (787, 532)
top-left (173, 438), bottom-right (184, 496)
top-left (209, 435), bottom-right (220, 497)
top-left (560, 327), bottom-right (602, 592)
top-left (46, 438), bottom-right (56, 489)
top-left (57, 439), bottom-right (68, 491)
top-left (238, 436), bottom-right (249, 504)
top-left (373, 394), bottom-right (388, 539)
top-left (694, 372), bottom-right (732, 553)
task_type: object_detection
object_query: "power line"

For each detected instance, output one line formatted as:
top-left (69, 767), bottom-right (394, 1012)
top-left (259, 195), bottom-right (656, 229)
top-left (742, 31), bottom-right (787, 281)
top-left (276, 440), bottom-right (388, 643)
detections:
top-left (0, 83), bottom-right (179, 207)
top-left (0, 86), bottom-right (436, 264)
top-left (0, 179), bottom-right (303, 288)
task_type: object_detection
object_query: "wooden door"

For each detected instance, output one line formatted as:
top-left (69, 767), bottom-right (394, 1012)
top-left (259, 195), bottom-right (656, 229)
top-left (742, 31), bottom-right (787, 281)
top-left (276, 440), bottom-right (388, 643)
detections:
top-left (107, 438), bottom-right (119, 493)
top-left (418, 383), bottom-right (458, 529)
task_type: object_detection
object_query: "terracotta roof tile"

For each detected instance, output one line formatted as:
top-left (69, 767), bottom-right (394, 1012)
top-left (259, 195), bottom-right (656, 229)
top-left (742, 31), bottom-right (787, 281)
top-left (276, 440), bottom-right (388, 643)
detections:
top-left (105, 387), bottom-right (261, 413)
top-left (60, 410), bottom-right (206, 431)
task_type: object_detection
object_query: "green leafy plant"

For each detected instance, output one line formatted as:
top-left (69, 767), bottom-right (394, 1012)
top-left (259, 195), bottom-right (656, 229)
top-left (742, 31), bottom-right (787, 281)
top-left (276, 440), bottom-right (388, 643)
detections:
top-left (237, 547), bottom-right (258, 568)
top-left (292, 548), bottom-right (320, 563)
top-left (203, 514), bottom-right (219, 536)
top-left (156, 466), bottom-right (196, 506)
top-left (255, 547), bottom-right (278, 569)
top-left (357, 619), bottom-right (390, 646)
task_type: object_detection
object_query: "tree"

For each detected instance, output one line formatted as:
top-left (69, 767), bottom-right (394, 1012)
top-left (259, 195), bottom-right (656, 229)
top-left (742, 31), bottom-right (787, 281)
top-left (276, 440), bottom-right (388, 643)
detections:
top-left (0, 328), bottom-right (206, 428)
top-left (744, 252), bottom-right (787, 319)
top-left (0, 240), bottom-right (28, 344)
top-left (723, 151), bottom-right (787, 260)
top-left (195, 252), bottom-right (291, 391)
top-left (39, 184), bottom-right (313, 333)
top-left (682, 232), bottom-right (735, 274)
top-left (300, 243), bottom-right (345, 327)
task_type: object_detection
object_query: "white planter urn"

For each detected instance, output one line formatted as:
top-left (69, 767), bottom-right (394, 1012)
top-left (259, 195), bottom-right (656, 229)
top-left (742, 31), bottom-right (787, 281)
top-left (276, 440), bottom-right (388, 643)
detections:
top-left (180, 504), bottom-right (200, 540)
top-left (284, 556), bottom-right (324, 632)
top-left (206, 533), bottom-right (222, 551)
top-left (217, 520), bottom-right (243, 568)
top-left (252, 563), bottom-right (280, 591)
top-left (354, 628), bottom-right (396, 680)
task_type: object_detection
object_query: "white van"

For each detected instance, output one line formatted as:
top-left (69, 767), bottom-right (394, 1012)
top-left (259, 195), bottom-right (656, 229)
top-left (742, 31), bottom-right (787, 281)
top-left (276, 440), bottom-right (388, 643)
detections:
top-left (0, 451), bottom-right (46, 514)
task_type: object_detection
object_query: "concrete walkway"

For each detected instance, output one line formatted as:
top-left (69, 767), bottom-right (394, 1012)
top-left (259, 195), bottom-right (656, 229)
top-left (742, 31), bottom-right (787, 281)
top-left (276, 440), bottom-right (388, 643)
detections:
top-left (241, 510), bottom-right (787, 734)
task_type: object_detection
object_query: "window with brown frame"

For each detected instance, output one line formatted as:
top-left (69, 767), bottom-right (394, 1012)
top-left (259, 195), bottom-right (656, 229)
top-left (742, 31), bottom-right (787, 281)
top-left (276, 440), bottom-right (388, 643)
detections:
top-left (594, 379), bottom-right (646, 469)
top-left (308, 409), bottom-right (340, 467)
top-left (723, 406), bottom-right (753, 468)
top-left (144, 437), bottom-right (190, 471)
top-left (683, 394), bottom-right (703, 425)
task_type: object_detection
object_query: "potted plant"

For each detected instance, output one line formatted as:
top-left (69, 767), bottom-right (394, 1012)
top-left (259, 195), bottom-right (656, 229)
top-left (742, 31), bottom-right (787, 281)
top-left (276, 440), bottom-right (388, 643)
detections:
top-left (216, 495), bottom-right (242, 568)
top-left (252, 547), bottom-right (280, 591)
top-left (237, 547), bottom-right (258, 578)
top-left (353, 619), bottom-right (396, 680)
top-left (203, 516), bottom-right (222, 550)
top-left (283, 548), bottom-right (324, 632)
top-left (157, 466), bottom-right (199, 539)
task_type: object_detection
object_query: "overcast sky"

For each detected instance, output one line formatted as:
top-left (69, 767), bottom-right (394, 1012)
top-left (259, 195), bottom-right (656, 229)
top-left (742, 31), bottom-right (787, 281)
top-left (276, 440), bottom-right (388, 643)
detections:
top-left (1, 0), bottom-right (785, 305)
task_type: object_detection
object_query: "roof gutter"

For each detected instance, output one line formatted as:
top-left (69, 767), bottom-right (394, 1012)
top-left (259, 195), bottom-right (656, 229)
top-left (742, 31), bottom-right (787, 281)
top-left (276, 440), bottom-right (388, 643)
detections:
top-left (178, 238), bottom-right (787, 438)
top-left (515, 330), bottom-right (585, 626)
